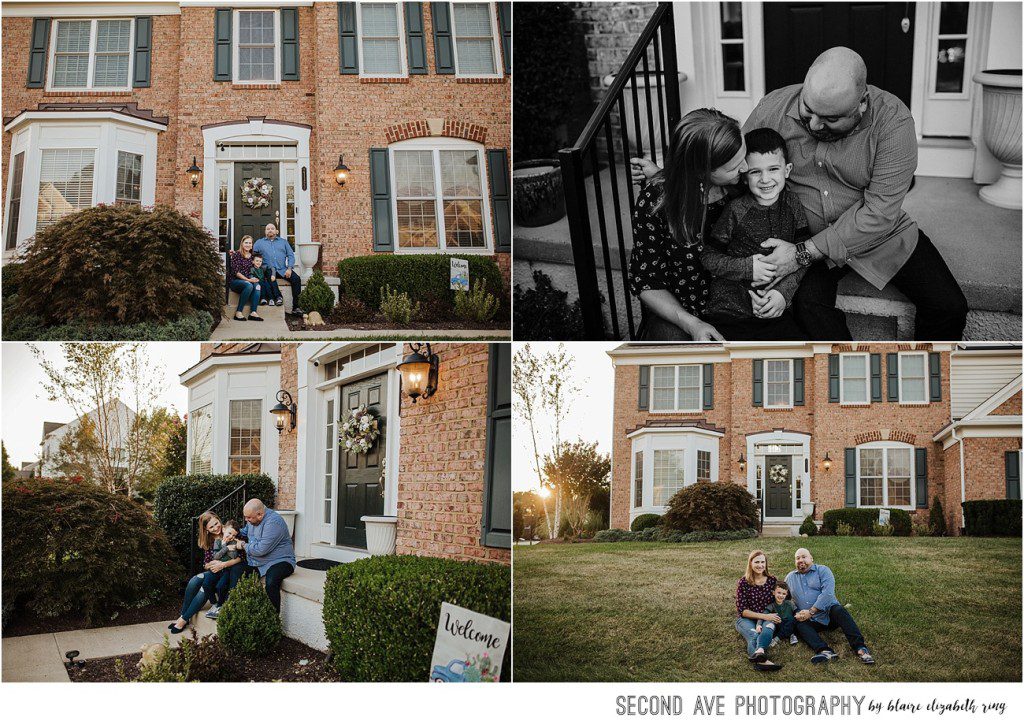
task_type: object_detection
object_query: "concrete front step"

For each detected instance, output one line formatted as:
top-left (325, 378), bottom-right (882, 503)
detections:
top-left (761, 524), bottom-right (800, 537)
top-left (280, 564), bottom-right (329, 652)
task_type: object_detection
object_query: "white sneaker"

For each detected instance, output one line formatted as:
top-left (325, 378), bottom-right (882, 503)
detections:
top-left (789, 634), bottom-right (799, 645)
top-left (769, 637), bottom-right (780, 648)
top-left (205, 605), bottom-right (221, 619)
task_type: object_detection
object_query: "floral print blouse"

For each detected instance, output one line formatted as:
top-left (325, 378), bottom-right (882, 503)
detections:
top-left (229, 251), bottom-right (255, 280)
top-left (735, 574), bottom-right (778, 617)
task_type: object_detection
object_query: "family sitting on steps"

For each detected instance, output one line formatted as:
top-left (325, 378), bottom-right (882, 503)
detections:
top-left (227, 224), bottom-right (306, 322)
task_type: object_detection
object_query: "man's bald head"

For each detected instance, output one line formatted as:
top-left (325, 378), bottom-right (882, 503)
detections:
top-left (795, 547), bottom-right (814, 572)
top-left (243, 498), bottom-right (267, 525)
top-left (798, 47), bottom-right (869, 141)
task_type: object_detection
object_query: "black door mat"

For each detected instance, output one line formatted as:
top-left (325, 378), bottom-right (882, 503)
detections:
top-left (296, 558), bottom-right (345, 571)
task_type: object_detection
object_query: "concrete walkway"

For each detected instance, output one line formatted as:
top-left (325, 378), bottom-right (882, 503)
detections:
top-left (2, 615), bottom-right (217, 682)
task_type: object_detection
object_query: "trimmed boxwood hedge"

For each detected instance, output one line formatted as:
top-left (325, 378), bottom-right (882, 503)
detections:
top-left (153, 474), bottom-right (276, 568)
top-left (323, 554), bottom-right (511, 682)
top-left (820, 507), bottom-right (912, 536)
top-left (630, 513), bottom-right (663, 532)
top-left (594, 527), bottom-right (758, 544)
top-left (963, 499), bottom-right (1022, 536)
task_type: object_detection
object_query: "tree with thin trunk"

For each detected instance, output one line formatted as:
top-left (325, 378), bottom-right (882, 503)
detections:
top-left (543, 439), bottom-right (610, 538)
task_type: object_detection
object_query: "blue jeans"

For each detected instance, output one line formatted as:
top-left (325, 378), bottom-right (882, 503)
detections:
top-left (795, 604), bottom-right (867, 654)
top-left (755, 617), bottom-right (795, 651)
top-left (260, 276), bottom-right (281, 302)
top-left (735, 617), bottom-right (761, 657)
top-left (179, 570), bottom-right (225, 621)
top-left (229, 279), bottom-right (260, 314)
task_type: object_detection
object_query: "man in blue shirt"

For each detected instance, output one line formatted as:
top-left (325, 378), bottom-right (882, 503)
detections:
top-left (253, 223), bottom-right (305, 315)
top-left (785, 548), bottom-right (875, 665)
top-left (231, 498), bottom-right (296, 612)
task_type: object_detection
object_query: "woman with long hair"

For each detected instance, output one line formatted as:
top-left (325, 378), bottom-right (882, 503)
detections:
top-left (734, 550), bottom-right (784, 672)
top-left (168, 511), bottom-right (243, 633)
top-left (227, 235), bottom-right (264, 322)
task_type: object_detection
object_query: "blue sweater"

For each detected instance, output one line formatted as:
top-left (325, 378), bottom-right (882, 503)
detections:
top-left (239, 508), bottom-right (296, 575)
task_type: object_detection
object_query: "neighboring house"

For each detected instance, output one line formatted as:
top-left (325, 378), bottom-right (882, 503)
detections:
top-left (39, 398), bottom-right (136, 478)
top-left (607, 343), bottom-right (1021, 534)
top-left (14, 461), bottom-right (39, 479)
top-left (180, 341), bottom-right (511, 649)
top-left (2, 1), bottom-right (512, 288)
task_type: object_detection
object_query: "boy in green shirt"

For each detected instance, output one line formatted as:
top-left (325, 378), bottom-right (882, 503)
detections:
top-left (751, 581), bottom-right (799, 661)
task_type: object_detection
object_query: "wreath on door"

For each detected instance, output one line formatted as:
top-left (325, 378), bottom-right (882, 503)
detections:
top-left (768, 464), bottom-right (789, 486)
top-left (340, 405), bottom-right (380, 455)
top-left (240, 177), bottom-right (273, 209)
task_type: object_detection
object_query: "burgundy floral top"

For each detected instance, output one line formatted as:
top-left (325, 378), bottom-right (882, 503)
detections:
top-left (229, 251), bottom-right (255, 280)
top-left (736, 575), bottom-right (778, 617)
top-left (203, 548), bottom-right (215, 565)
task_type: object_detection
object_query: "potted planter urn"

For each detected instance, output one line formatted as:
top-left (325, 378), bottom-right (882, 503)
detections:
top-left (361, 515), bottom-right (398, 556)
top-left (801, 501), bottom-right (815, 518)
top-left (972, 69), bottom-right (1022, 210)
top-left (296, 240), bottom-right (321, 280)
top-left (513, 160), bottom-right (565, 227)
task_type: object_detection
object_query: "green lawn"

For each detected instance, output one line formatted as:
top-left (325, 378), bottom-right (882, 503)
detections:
top-left (513, 537), bottom-right (1022, 682)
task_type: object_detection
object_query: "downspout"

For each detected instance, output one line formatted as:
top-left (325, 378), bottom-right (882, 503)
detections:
top-left (949, 346), bottom-right (966, 534)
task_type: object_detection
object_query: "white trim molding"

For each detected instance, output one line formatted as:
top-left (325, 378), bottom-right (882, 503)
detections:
top-left (629, 427), bottom-right (722, 525)
top-left (2, 3), bottom-right (181, 17)
top-left (745, 429), bottom-right (811, 520)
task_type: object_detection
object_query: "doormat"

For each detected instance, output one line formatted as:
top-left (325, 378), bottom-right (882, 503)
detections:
top-left (296, 558), bottom-right (345, 571)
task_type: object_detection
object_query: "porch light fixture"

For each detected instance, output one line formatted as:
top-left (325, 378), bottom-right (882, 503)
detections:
top-left (334, 154), bottom-right (351, 186)
top-left (187, 156), bottom-right (203, 187)
top-left (270, 390), bottom-right (297, 433)
top-left (822, 451), bottom-right (832, 471)
top-left (397, 343), bottom-right (439, 403)
top-left (738, 453), bottom-right (746, 472)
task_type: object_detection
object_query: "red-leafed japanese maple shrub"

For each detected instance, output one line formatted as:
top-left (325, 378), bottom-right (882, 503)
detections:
top-left (662, 480), bottom-right (759, 533)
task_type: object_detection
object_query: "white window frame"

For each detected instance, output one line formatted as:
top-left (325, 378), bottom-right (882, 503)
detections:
top-left (227, 398), bottom-right (262, 475)
top-left (232, 8), bottom-right (282, 85)
top-left (388, 137), bottom-right (494, 254)
top-left (855, 442), bottom-right (916, 510)
top-left (115, 150), bottom-right (143, 206)
top-left (628, 427), bottom-right (722, 519)
top-left (714, 1), bottom-right (750, 97)
top-left (47, 17), bottom-right (135, 92)
top-left (356, 1), bottom-right (408, 78)
top-left (898, 351), bottom-right (929, 405)
top-left (763, 358), bottom-right (793, 409)
top-left (632, 450), bottom-right (643, 509)
top-left (927, 2), bottom-right (973, 101)
top-left (450, 1), bottom-right (503, 79)
top-left (839, 352), bottom-right (870, 405)
top-left (649, 364), bottom-right (703, 413)
top-left (188, 403), bottom-right (214, 475)
top-left (651, 448), bottom-right (686, 507)
top-left (696, 449), bottom-right (712, 482)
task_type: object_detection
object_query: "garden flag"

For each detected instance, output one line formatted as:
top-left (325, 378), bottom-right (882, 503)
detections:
top-left (430, 602), bottom-right (509, 682)
top-left (450, 257), bottom-right (469, 291)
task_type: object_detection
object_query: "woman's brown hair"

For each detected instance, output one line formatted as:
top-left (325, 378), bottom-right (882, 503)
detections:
top-left (238, 235), bottom-right (254, 254)
top-left (197, 511), bottom-right (222, 550)
top-left (745, 549), bottom-right (770, 583)
top-left (654, 108), bottom-right (743, 247)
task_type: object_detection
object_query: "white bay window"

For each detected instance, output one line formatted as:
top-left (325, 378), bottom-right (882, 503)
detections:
top-left (629, 427), bottom-right (722, 520)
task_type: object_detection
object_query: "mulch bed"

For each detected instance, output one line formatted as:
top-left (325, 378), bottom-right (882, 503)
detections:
top-left (3, 598), bottom-right (181, 638)
top-left (65, 636), bottom-right (342, 682)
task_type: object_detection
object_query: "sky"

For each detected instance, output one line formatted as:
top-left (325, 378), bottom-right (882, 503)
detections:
top-left (1, 342), bottom-right (200, 466)
top-left (512, 342), bottom-right (619, 492)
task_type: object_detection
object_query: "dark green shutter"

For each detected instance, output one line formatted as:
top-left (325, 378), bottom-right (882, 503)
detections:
top-left (752, 360), bottom-right (763, 407)
top-left (481, 344), bottom-right (511, 548)
top-left (369, 148), bottom-right (393, 251)
top-left (793, 358), bottom-right (804, 406)
top-left (132, 17), bottom-right (152, 88)
top-left (405, 3), bottom-right (427, 74)
top-left (487, 149), bottom-right (510, 253)
top-left (844, 448), bottom-right (856, 507)
top-left (27, 18), bottom-right (51, 88)
top-left (915, 448), bottom-right (928, 509)
top-left (1006, 452), bottom-right (1021, 500)
top-left (638, 366), bottom-right (649, 410)
top-left (828, 354), bottom-right (839, 402)
top-left (281, 7), bottom-right (299, 80)
top-left (496, 1), bottom-right (511, 74)
top-left (870, 353), bottom-right (882, 402)
top-left (702, 363), bottom-right (713, 410)
top-left (214, 9), bottom-right (232, 81)
top-left (431, 2), bottom-right (455, 74)
top-left (929, 352), bottom-right (942, 401)
top-left (338, 2), bottom-right (358, 74)
top-left (886, 353), bottom-right (899, 402)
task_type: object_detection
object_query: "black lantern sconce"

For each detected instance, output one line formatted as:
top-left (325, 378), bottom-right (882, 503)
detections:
top-left (334, 154), bottom-right (351, 186)
top-left (738, 453), bottom-right (746, 472)
top-left (270, 390), bottom-right (297, 433)
top-left (397, 343), bottom-right (439, 403)
top-left (187, 156), bottom-right (203, 187)
top-left (822, 451), bottom-right (832, 472)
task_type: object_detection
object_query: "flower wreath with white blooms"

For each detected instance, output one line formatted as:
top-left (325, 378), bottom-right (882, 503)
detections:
top-left (240, 177), bottom-right (273, 209)
top-left (340, 405), bottom-right (380, 455)
top-left (768, 464), bottom-right (789, 486)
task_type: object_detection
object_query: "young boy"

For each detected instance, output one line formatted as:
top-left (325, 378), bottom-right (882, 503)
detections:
top-left (750, 581), bottom-right (799, 662)
top-left (251, 253), bottom-right (280, 306)
top-left (204, 520), bottom-right (242, 619)
top-left (701, 127), bottom-right (811, 338)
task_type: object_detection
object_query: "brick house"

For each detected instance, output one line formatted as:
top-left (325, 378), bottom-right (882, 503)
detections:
top-left (179, 341), bottom-right (510, 649)
top-left (607, 343), bottom-right (1021, 534)
top-left (2, 1), bottom-right (511, 288)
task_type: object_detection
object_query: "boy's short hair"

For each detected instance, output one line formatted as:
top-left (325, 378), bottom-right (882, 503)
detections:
top-left (744, 127), bottom-right (789, 163)
top-left (774, 581), bottom-right (790, 595)
top-left (223, 519), bottom-right (239, 530)
top-left (252, 253), bottom-right (263, 261)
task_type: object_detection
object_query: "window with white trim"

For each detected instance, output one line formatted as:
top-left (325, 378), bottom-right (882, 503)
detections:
top-left (115, 151), bottom-right (142, 206)
top-left (898, 352), bottom-right (928, 404)
top-left (933, 2), bottom-right (970, 94)
top-left (189, 404), bottom-right (213, 474)
top-left (234, 9), bottom-right (279, 83)
top-left (358, 2), bottom-right (406, 76)
top-left (650, 365), bottom-right (702, 412)
top-left (451, 2), bottom-right (501, 77)
top-left (652, 449), bottom-right (684, 506)
top-left (718, 2), bottom-right (745, 92)
top-left (5, 153), bottom-right (25, 251)
top-left (37, 149), bottom-right (96, 231)
top-left (764, 359), bottom-right (793, 408)
top-left (49, 18), bottom-right (133, 91)
top-left (228, 399), bottom-right (261, 474)
top-left (858, 444), bottom-right (913, 508)
top-left (697, 450), bottom-right (712, 482)
top-left (633, 451), bottom-right (643, 508)
top-left (840, 353), bottom-right (869, 404)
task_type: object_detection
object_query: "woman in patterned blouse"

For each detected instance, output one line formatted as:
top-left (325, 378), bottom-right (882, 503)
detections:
top-left (734, 550), bottom-right (784, 671)
top-left (228, 235), bottom-right (264, 322)
top-left (628, 109), bottom-right (749, 340)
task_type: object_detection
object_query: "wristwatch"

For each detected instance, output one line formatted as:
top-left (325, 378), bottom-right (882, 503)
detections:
top-left (795, 241), bottom-right (813, 268)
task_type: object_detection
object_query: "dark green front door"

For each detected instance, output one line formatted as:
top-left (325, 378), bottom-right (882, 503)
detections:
top-left (234, 162), bottom-right (280, 249)
top-left (764, 455), bottom-right (792, 518)
top-left (337, 373), bottom-right (387, 548)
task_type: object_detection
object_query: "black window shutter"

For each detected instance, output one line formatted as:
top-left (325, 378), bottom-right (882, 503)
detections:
top-left (405, 3), bottom-right (427, 74)
top-left (482, 344), bottom-right (511, 548)
top-left (27, 18), bottom-right (51, 88)
top-left (496, 1), bottom-right (511, 74)
top-left (886, 353), bottom-right (899, 402)
top-left (828, 354), bottom-right (839, 402)
top-left (487, 149), bottom-right (511, 253)
top-left (929, 352), bottom-right (942, 401)
top-left (369, 148), bottom-right (394, 251)
top-left (844, 448), bottom-right (857, 507)
top-left (337, 2), bottom-right (358, 74)
top-left (702, 363), bottom-right (714, 410)
top-left (915, 448), bottom-right (928, 509)
top-left (638, 366), bottom-right (649, 410)
top-left (752, 360), bottom-right (763, 407)
top-left (281, 7), bottom-right (299, 80)
top-left (431, 2), bottom-right (455, 74)
top-left (793, 358), bottom-right (804, 406)
top-left (214, 9), bottom-right (232, 81)
top-left (1006, 452), bottom-right (1021, 500)
top-left (132, 17), bottom-right (152, 88)
top-left (870, 353), bottom-right (882, 402)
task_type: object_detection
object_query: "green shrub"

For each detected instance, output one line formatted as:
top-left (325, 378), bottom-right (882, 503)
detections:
top-left (963, 499), bottom-right (1022, 536)
top-left (217, 572), bottom-right (282, 656)
top-left (820, 508), bottom-right (912, 536)
top-left (453, 280), bottom-right (500, 323)
top-left (3, 310), bottom-right (214, 341)
top-left (119, 630), bottom-right (231, 682)
top-left (298, 270), bottom-right (335, 316)
top-left (630, 513), bottom-right (663, 532)
top-left (10, 204), bottom-right (222, 326)
top-left (593, 527), bottom-right (758, 544)
top-left (153, 473), bottom-right (276, 568)
top-left (2, 262), bottom-right (24, 301)
top-left (323, 555), bottom-right (510, 682)
top-left (582, 509), bottom-right (605, 536)
top-left (662, 481), bottom-right (758, 533)
top-left (379, 285), bottom-right (420, 325)
top-left (512, 269), bottom-right (586, 340)
top-left (2, 477), bottom-right (182, 624)
top-left (929, 496), bottom-right (948, 536)
top-left (799, 516), bottom-right (817, 536)
top-left (835, 522), bottom-right (853, 537)
top-left (872, 523), bottom-right (894, 536)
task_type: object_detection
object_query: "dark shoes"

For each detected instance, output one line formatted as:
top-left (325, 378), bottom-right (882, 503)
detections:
top-left (753, 661), bottom-right (783, 672)
top-left (248, 314), bottom-right (264, 322)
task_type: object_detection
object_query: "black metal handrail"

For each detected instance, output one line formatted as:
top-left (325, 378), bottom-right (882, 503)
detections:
top-left (189, 481), bottom-right (248, 575)
top-left (558, 2), bottom-right (681, 340)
